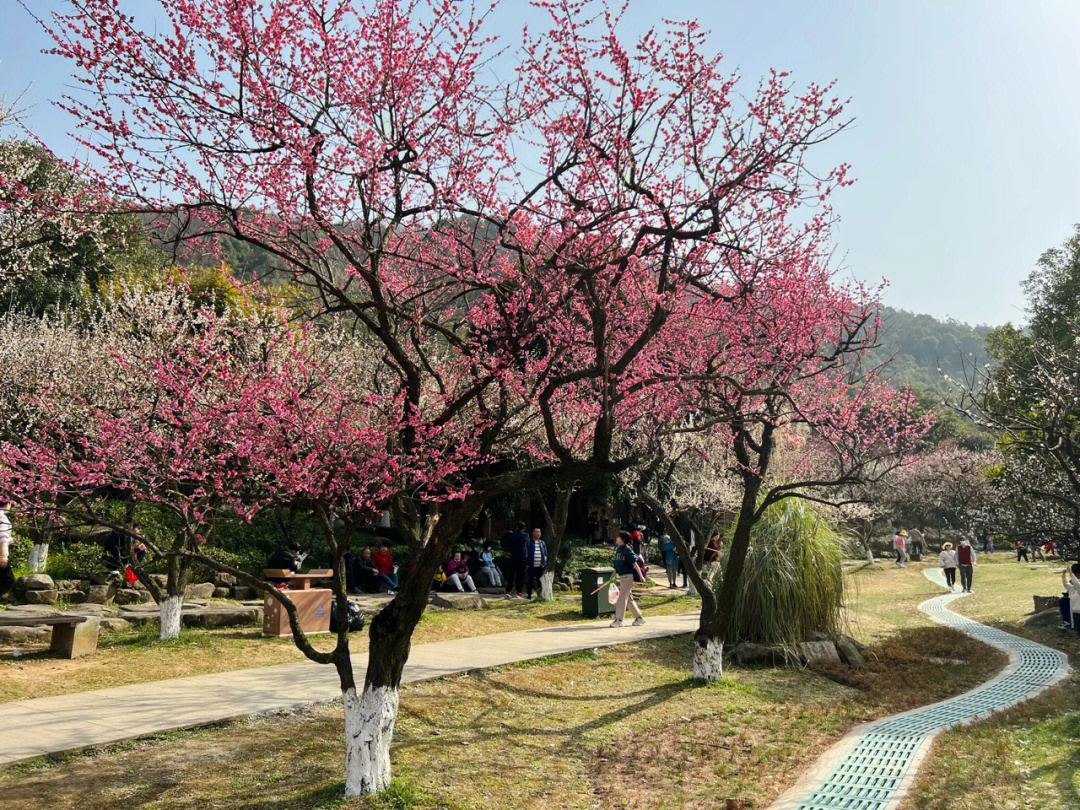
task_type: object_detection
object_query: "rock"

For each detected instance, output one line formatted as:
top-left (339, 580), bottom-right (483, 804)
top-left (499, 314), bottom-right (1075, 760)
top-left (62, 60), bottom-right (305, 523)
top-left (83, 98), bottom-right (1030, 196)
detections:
top-left (231, 585), bottom-right (255, 600)
top-left (90, 572), bottom-right (114, 586)
top-left (430, 592), bottom-right (487, 610)
top-left (212, 572), bottom-right (237, 587)
top-left (113, 588), bottom-right (147, 605)
top-left (69, 604), bottom-right (119, 617)
top-left (60, 590), bottom-right (87, 604)
top-left (54, 579), bottom-right (84, 592)
top-left (836, 637), bottom-right (867, 669)
top-left (0, 625), bottom-right (51, 644)
top-left (729, 642), bottom-right (786, 667)
top-left (838, 633), bottom-right (866, 652)
top-left (797, 640), bottom-right (841, 666)
top-left (1033, 595), bottom-right (1060, 613)
top-left (182, 605), bottom-right (260, 628)
top-left (184, 582), bottom-right (215, 600)
top-left (211, 587), bottom-right (229, 599)
top-left (149, 574), bottom-right (168, 588)
top-left (100, 617), bottom-right (132, 632)
top-left (1025, 608), bottom-right (1062, 628)
top-left (17, 574), bottom-right (55, 591)
top-left (86, 584), bottom-right (117, 605)
top-left (23, 589), bottom-right (58, 605)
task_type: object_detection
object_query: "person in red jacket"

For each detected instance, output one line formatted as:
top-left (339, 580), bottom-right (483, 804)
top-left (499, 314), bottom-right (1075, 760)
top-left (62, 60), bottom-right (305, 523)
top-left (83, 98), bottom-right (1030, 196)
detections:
top-left (956, 539), bottom-right (978, 593)
top-left (371, 543), bottom-right (398, 590)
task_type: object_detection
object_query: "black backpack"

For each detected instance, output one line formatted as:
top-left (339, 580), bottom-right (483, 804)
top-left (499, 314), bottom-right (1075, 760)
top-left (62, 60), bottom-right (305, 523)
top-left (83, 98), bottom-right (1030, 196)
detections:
top-left (329, 599), bottom-right (366, 633)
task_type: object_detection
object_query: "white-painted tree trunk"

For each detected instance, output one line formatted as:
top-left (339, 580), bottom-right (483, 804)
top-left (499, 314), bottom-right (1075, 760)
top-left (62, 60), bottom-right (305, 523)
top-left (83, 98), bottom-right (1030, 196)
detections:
top-left (865, 546), bottom-right (876, 565)
top-left (344, 684), bottom-right (399, 796)
top-left (27, 542), bottom-right (49, 573)
top-left (692, 636), bottom-right (724, 681)
top-left (159, 595), bottom-right (183, 640)
top-left (539, 570), bottom-right (555, 601)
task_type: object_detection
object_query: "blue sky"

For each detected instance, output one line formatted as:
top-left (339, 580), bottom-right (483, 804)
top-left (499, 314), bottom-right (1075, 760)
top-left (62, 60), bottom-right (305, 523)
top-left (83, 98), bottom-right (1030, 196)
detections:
top-left (3, 1), bottom-right (1079, 327)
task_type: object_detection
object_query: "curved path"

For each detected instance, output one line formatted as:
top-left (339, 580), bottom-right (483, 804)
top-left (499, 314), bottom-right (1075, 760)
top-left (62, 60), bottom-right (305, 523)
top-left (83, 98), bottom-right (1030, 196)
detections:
top-left (771, 569), bottom-right (1071, 810)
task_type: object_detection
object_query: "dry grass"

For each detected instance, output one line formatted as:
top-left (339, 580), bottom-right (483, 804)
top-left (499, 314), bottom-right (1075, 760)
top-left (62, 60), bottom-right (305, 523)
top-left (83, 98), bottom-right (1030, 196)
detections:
top-left (0, 590), bottom-right (697, 703)
top-left (0, 572), bottom-right (1004, 810)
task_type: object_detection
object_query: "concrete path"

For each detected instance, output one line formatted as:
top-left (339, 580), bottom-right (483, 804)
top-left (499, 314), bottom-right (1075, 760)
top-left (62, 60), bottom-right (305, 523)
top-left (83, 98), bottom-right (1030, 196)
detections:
top-left (770, 569), bottom-right (1071, 810)
top-left (0, 612), bottom-right (697, 766)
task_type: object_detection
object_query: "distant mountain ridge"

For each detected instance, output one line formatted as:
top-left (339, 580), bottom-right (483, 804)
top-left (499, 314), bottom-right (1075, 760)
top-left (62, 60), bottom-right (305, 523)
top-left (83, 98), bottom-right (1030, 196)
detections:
top-left (868, 307), bottom-right (996, 396)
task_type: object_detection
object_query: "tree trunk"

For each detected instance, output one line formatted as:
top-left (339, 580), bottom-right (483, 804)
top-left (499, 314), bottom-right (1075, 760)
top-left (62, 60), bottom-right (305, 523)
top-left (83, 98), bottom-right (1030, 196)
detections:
top-left (159, 594), bottom-right (183, 640)
top-left (537, 483), bottom-right (573, 601)
top-left (343, 684), bottom-right (398, 796)
top-left (539, 569), bottom-right (555, 601)
top-left (28, 542), bottom-right (48, 573)
top-left (692, 632), bottom-right (724, 680)
top-left (348, 498), bottom-right (482, 794)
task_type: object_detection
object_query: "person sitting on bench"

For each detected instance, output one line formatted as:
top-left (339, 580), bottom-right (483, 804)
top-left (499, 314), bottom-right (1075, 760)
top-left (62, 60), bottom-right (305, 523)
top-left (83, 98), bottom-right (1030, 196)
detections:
top-left (266, 541), bottom-right (305, 584)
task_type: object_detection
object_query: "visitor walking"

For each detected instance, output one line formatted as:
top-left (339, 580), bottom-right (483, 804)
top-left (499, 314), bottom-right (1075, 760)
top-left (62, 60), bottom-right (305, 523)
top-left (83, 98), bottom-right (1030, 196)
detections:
top-left (893, 530), bottom-right (909, 566)
top-left (662, 534), bottom-right (679, 588)
top-left (610, 531), bottom-right (644, 628)
top-left (957, 538), bottom-right (977, 593)
top-left (939, 542), bottom-right (958, 592)
top-left (0, 503), bottom-right (13, 599)
top-left (525, 528), bottom-right (547, 599)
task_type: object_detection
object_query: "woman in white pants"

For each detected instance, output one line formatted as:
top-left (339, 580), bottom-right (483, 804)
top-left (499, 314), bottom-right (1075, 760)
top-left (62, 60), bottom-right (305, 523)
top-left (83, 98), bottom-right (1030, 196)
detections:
top-left (610, 532), bottom-right (645, 627)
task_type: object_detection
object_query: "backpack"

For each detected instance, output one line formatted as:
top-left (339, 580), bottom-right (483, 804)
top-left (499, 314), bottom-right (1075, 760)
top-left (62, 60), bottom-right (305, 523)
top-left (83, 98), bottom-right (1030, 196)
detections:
top-left (329, 599), bottom-right (366, 633)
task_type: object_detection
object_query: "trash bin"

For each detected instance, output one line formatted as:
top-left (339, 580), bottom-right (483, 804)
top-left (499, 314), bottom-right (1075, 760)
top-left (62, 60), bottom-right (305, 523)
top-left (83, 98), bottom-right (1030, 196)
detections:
top-left (581, 566), bottom-right (616, 618)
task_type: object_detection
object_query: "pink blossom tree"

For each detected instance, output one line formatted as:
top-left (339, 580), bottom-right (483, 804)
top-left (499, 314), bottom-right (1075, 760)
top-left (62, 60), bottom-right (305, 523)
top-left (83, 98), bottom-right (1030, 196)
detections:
top-left (33, 0), bottom-right (856, 792)
top-left (636, 247), bottom-right (932, 679)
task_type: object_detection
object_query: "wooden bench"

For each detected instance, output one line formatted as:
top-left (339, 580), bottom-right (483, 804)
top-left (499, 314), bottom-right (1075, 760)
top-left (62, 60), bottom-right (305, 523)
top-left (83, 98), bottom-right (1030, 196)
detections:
top-left (0, 615), bottom-right (100, 658)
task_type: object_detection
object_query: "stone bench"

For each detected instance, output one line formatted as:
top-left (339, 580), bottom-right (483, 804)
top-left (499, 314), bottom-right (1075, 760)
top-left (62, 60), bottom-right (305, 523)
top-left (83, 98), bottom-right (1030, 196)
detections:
top-left (0, 615), bottom-right (100, 658)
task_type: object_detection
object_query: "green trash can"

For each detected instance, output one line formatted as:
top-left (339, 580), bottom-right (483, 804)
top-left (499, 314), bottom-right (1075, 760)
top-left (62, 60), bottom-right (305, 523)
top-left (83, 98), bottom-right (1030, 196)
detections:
top-left (581, 566), bottom-right (616, 618)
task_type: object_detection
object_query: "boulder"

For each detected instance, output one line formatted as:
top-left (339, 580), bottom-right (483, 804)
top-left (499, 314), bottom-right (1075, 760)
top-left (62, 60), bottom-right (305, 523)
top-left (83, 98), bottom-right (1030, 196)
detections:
top-left (86, 584), bottom-right (117, 605)
top-left (17, 574), bottom-right (55, 591)
top-left (231, 585), bottom-right (255, 600)
top-left (838, 633), bottom-right (866, 652)
top-left (0, 625), bottom-right (51, 644)
top-left (149, 574), bottom-right (168, 588)
top-left (835, 637), bottom-right (867, 669)
top-left (729, 642), bottom-right (786, 667)
top-left (60, 590), bottom-right (87, 604)
top-left (113, 588), bottom-right (147, 606)
top-left (1025, 608), bottom-right (1062, 628)
top-left (23, 589), bottom-right (58, 605)
top-left (54, 579), bottom-right (84, 592)
top-left (430, 592), bottom-right (487, 610)
top-left (100, 617), bottom-right (133, 632)
top-left (797, 640), bottom-right (841, 666)
top-left (182, 604), bottom-right (260, 628)
top-left (212, 572), bottom-right (237, 587)
top-left (184, 582), bottom-right (215, 600)
top-left (1033, 595), bottom-right (1060, 613)
top-left (212, 586), bottom-right (230, 599)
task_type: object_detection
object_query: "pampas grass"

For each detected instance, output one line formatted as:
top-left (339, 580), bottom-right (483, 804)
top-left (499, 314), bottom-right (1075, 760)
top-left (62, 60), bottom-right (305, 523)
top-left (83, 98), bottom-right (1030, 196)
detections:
top-left (718, 497), bottom-right (849, 650)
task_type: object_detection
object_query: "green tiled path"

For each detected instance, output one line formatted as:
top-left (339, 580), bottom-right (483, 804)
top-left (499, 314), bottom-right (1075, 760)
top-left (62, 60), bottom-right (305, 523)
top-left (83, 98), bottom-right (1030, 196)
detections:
top-left (770, 569), bottom-right (1070, 810)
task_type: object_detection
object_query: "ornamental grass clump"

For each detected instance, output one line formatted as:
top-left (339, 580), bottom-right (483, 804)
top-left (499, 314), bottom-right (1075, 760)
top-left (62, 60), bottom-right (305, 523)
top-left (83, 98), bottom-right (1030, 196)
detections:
top-left (720, 498), bottom-right (849, 651)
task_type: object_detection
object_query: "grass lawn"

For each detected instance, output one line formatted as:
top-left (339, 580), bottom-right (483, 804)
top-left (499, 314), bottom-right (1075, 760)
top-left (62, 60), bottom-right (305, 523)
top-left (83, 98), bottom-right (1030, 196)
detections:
top-left (0, 560), bottom-right (1008, 810)
top-left (0, 590), bottom-right (697, 703)
top-left (898, 555), bottom-right (1080, 810)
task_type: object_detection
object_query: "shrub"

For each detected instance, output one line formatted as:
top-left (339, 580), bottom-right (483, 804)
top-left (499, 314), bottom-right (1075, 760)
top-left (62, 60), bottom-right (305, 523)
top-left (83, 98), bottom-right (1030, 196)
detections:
top-left (47, 541), bottom-right (106, 580)
top-left (718, 498), bottom-right (848, 650)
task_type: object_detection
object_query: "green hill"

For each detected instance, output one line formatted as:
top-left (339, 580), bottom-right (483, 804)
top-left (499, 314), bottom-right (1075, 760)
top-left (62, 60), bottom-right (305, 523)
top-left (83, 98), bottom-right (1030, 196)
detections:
top-left (868, 307), bottom-right (995, 397)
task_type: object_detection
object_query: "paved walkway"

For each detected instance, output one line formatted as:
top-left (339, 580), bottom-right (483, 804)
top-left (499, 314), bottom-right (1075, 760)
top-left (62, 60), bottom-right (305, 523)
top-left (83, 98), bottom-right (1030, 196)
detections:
top-left (0, 612), bottom-right (697, 765)
top-left (770, 569), bottom-right (1071, 810)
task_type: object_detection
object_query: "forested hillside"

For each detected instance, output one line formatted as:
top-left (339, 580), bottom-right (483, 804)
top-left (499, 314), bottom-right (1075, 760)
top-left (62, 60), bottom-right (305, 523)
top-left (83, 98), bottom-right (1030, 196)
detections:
top-left (869, 307), bottom-right (995, 396)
